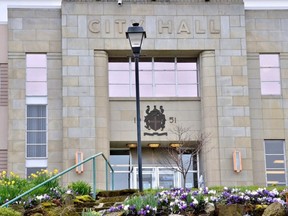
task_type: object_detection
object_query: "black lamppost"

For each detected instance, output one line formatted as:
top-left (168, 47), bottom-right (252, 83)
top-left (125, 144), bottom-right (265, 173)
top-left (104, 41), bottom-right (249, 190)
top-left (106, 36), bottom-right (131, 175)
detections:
top-left (126, 23), bottom-right (146, 192)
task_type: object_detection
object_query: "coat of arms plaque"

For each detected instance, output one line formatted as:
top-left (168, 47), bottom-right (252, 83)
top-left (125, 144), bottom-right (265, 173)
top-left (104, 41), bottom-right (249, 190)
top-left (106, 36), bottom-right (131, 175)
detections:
top-left (144, 105), bottom-right (167, 136)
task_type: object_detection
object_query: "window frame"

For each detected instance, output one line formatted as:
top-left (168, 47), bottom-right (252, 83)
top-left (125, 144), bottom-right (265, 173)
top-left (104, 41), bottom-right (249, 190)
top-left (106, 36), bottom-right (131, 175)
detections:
top-left (264, 140), bottom-right (287, 186)
top-left (25, 53), bottom-right (48, 160)
top-left (110, 150), bottom-right (132, 189)
top-left (259, 54), bottom-right (281, 96)
top-left (26, 104), bottom-right (48, 159)
top-left (108, 57), bottom-right (199, 97)
top-left (26, 53), bottom-right (47, 96)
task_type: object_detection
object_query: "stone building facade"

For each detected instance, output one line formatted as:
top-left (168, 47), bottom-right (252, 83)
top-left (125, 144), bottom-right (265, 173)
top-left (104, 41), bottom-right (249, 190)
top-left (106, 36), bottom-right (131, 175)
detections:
top-left (0, 0), bottom-right (287, 189)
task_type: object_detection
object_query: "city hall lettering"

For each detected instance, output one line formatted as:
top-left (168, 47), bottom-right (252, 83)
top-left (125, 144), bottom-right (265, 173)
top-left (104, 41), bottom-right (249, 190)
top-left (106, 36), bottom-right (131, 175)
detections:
top-left (88, 18), bottom-right (221, 35)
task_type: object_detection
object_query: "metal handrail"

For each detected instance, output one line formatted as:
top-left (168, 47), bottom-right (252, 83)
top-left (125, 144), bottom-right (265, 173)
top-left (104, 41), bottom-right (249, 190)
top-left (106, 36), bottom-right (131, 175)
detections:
top-left (1, 152), bottom-right (114, 208)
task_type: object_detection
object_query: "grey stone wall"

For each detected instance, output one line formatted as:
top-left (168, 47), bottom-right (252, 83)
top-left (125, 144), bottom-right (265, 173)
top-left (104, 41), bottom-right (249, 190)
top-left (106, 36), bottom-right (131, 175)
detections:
top-left (9, 0), bottom-right (288, 187)
top-left (246, 10), bottom-right (288, 186)
top-left (8, 8), bottom-right (62, 177)
top-left (61, 0), bottom-right (252, 186)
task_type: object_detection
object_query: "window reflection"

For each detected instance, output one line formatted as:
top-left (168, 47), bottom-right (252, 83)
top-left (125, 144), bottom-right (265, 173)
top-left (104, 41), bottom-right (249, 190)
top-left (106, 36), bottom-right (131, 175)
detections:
top-left (26, 54), bottom-right (47, 96)
top-left (142, 174), bottom-right (153, 189)
top-left (109, 57), bottom-right (198, 97)
top-left (260, 54), bottom-right (281, 95)
top-left (159, 174), bottom-right (174, 188)
top-left (26, 54), bottom-right (47, 68)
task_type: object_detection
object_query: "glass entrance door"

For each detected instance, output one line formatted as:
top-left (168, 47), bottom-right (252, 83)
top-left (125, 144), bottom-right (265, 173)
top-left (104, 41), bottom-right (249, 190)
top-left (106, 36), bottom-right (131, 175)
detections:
top-left (133, 167), bottom-right (198, 189)
top-left (135, 168), bottom-right (155, 189)
top-left (134, 167), bottom-right (180, 189)
top-left (158, 168), bottom-right (177, 189)
top-left (110, 150), bottom-right (132, 190)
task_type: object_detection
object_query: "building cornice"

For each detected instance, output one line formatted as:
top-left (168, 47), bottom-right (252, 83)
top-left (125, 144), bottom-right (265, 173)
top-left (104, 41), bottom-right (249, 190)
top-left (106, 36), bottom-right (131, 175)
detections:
top-left (244, 0), bottom-right (288, 10)
top-left (1, 0), bottom-right (288, 23)
top-left (62, 0), bottom-right (244, 3)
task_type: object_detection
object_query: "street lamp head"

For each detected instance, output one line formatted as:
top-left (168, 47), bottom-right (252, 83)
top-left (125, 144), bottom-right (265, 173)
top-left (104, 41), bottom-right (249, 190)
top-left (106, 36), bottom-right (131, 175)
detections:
top-left (126, 23), bottom-right (146, 55)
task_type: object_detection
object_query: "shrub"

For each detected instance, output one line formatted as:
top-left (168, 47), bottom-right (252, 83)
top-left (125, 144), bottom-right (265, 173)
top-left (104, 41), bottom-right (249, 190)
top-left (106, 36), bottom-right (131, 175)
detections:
top-left (0, 171), bottom-right (29, 205)
top-left (0, 169), bottom-right (60, 206)
top-left (82, 208), bottom-right (101, 216)
top-left (109, 194), bottom-right (158, 215)
top-left (0, 207), bottom-right (22, 216)
top-left (28, 169), bottom-right (59, 196)
top-left (68, 181), bottom-right (92, 195)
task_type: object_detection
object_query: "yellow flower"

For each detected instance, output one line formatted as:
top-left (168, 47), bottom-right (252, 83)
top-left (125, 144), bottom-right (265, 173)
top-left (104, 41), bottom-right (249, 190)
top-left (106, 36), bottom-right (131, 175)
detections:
top-left (2, 171), bottom-right (6, 176)
top-left (53, 169), bottom-right (58, 174)
top-left (7, 181), bottom-right (10, 185)
top-left (11, 180), bottom-right (15, 185)
top-left (31, 173), bottom-right (38, 178)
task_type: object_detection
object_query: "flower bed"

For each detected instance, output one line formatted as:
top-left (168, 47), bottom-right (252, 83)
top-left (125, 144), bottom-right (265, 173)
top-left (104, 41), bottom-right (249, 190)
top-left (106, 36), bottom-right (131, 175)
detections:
top-left (0, 169), bottom-right (287, 215)
top-left (0, 169), bottom-right (59, 206)
top-left (108, 187), bottom-right (288, 216)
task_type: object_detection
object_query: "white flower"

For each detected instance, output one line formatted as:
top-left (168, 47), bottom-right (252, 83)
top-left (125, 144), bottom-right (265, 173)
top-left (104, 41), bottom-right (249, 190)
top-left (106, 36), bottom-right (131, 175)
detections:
top-left (36, 195), bottom-right (44, 201)
top-left (239, 192), bottom-right (245, 196)
top-left (208, 190), bottom-right (216, 195)
top-left (193, 199), bottom-right (198, 205)
top-left (209, 196), bottom-right (218, 202)
top-left (66, 189), bottom-right (72, 194)
top-left (271, 188), bottom-right (279, 196)
top-left (232, 188), bottom-right (240, 193)
top-left (250, 191), bottom-right (257, 196)
top-left (244, 195), bottom-right (250, 201)
top-left (124, 205), bottom-right (129, 211)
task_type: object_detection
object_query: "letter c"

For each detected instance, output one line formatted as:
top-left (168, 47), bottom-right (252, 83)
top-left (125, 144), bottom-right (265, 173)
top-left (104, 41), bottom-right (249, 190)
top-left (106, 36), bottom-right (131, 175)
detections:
top-left (88, 20), bottom-right (100, 33)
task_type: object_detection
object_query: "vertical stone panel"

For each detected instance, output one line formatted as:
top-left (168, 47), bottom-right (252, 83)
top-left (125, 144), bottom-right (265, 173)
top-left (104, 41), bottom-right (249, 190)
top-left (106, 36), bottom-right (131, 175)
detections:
top-left (7, 53), bottom-right (26, 176)
top-left (199, 50), bottom-right (221, 186)
top-left (47, 53), bottom-right (63, 170)
top-left (0, 25), bottom-right (8, 63)
top-left (94, 50), bottom-right (110, 189)
top-left (281, 53), bottom-right (288, 182)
